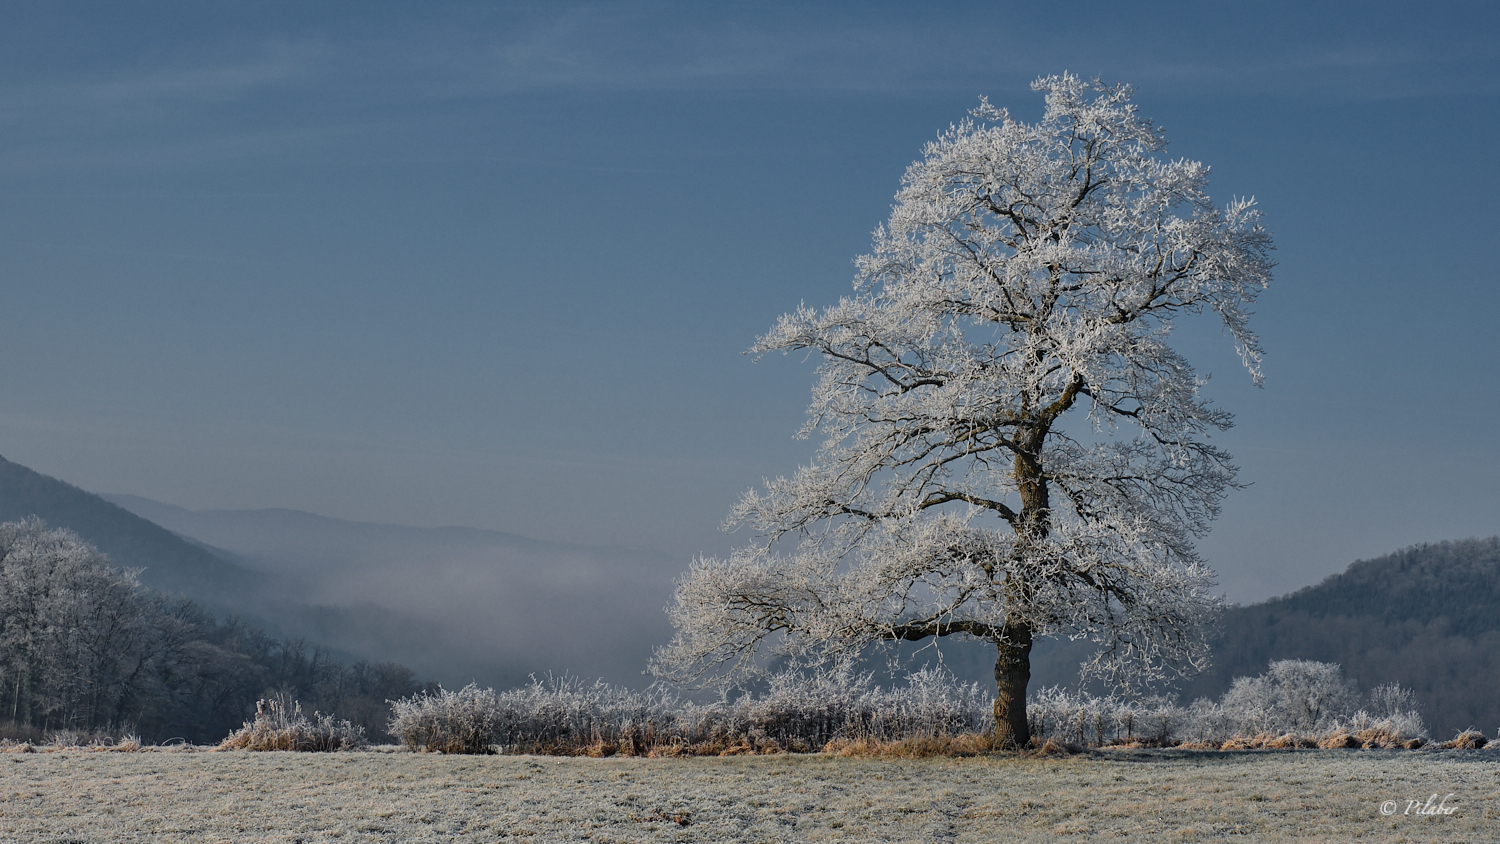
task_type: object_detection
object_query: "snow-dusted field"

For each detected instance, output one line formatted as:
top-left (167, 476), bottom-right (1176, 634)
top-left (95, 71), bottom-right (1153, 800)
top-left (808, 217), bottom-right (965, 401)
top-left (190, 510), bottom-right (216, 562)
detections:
top-left (3, 748), bottom-right (1497, 842)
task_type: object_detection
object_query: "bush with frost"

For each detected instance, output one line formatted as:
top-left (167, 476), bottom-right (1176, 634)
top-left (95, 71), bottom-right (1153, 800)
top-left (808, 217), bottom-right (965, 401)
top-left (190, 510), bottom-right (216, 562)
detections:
top-left (1029, 661), bottom-right (1427, 748)
top-left (44, 728), bottom-right (143, 751)
top-left (388, 660), bottom-right (1434, 753)
top-left (388, 684), bottom-right (501, 753)
top-left (388, 668), bottom-right (992, 754)
top-left (1177, 697), bottom-right (1231, 745)
top-left (218, 696), bottom-right (366, 751)
top-left (1366, 682), bottom-right (1419, 720)
top-left (1027, 688), bottom-right (1181, 746)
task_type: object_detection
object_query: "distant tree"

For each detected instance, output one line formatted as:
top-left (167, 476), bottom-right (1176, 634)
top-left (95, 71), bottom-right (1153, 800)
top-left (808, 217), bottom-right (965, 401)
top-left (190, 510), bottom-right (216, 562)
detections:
top-left (654, 74), bottom-right (1274, 747)
top-left (1220, 659), bottom-right (1358, 735)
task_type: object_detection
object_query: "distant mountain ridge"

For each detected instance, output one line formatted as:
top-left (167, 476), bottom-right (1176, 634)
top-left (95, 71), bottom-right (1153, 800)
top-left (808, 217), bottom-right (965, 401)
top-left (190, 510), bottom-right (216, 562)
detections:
top-left (1241, 538), bottom-right (1500, 637)
top-left (1180, 537), bottom-right (1500, 738)
top-left (0, 455), bottom-right (256, 606)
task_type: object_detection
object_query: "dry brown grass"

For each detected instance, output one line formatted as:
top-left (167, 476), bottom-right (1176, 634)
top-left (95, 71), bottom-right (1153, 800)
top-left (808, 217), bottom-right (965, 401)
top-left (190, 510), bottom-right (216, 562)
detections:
top-left (80, 738), bottom-right (143, 752)
top-left (1028, 738), bottom-right (1086, 757)
top-left (498, 734), bottom-right (783, 758)
top-left (1443, 730), bottom-right (1489, 749)
top-left (1317, 732), bottom-right (1363, 749)
top-left (1352, 725), bottom-right (1419, 749)
top-left (821, 734), bottom-right (1001, 758)
top-left (1221, 733), bottom-right (1278, 750)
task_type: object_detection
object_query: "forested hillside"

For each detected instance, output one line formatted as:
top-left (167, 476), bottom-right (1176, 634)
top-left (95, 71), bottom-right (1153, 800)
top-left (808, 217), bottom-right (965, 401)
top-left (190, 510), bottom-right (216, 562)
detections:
top-left (1180, 538), bottom-right (1500, 737)
top-left (0, 517), bottom-right (425, 744)
top-left (1, 455), bottom-right (677, 694)
top-left (0, 455), bottom-right (430, 743)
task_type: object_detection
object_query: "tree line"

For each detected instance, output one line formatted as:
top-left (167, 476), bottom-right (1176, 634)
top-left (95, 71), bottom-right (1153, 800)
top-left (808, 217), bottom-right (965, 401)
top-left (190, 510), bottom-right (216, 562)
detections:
top-left (0, 517), bottom-right (424, 744)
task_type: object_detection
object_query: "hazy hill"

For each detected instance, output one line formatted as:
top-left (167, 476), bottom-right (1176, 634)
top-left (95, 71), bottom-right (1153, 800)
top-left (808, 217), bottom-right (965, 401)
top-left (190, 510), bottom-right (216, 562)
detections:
top-left (102, 494), bottom-right (681, 691)
top-left (1179, 537), bottom-right (1500, 738)
top-left (0, 454), bottom-right (257, 605)
top-left (0, 455), bottom-right (679, 693)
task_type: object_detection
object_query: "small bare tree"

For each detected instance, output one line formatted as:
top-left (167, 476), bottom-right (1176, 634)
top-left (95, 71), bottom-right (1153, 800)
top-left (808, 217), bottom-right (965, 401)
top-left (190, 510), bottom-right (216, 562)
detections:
top-left (653, 73), bottom-right (1273, 747)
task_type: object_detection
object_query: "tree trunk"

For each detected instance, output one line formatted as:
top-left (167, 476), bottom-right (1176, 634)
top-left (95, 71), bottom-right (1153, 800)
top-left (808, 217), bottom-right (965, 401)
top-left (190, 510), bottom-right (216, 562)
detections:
top-left (992, 621), bottom-right (1033, 748)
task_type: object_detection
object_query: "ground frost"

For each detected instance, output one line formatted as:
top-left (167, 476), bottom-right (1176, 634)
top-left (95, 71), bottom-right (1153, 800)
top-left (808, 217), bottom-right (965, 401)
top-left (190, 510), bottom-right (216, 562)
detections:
top-left (1, 749), bottom-right (1496, 842)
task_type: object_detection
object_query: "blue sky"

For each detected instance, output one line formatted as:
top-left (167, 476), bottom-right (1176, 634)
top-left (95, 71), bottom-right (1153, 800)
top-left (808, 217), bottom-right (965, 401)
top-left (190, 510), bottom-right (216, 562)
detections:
top-left (1, 0), bottom-right (1496, 602)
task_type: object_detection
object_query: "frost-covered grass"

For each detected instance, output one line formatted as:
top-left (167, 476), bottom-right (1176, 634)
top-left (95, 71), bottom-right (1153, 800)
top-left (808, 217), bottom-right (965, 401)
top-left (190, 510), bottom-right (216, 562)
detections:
top-left (3, 747), bottom-right (1498, 842)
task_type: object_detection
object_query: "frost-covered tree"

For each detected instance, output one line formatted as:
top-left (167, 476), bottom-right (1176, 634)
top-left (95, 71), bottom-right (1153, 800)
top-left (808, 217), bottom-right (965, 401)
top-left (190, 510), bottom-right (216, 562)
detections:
top-left (0, 517), bottom-right (153, 730)
top-left (653, 74), bottom-right (1274, 747)
top-left (1219, 660), bottom-right (1361, 735)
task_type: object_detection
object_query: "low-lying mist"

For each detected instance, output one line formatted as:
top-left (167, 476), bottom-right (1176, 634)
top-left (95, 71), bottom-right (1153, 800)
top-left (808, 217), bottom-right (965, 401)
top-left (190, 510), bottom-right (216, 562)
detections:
top-left (105, 495), bottom-right (678, 691)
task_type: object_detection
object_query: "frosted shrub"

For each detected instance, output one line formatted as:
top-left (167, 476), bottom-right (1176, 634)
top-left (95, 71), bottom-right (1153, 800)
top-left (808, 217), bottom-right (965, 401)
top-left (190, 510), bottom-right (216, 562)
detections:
top-left (1267, 660), bottom-right (1359, 732)
top-left (219, 697), bottom-right (366, 751)
top-left (1179, 698), bottom-right (1232, 745)
top-left (388, 663), bottom-right (1432, 754)
top-left (1134, 696), bottom-right (1182, 745)
top-left (745, 666), bottom-right (992, 748)
top-left (1220, 676), bottom-right (1280, 736)
top-left (388, 684), bottom-right (499, 754)
top-left (746, 666), bottom-right (871, 748)
top-left (868, 666), bottom-right (992, 740)
top-left (1026, 664), bottom-right (1427, 749)
top-left (388, 668), bottom-right (992, 755)
top-left (1028, 688), bottom-right (1179, 746)
top-left (1367, 683), bottom-right (1420, 719)
top-left (489, 677), bottom-right (679, 753)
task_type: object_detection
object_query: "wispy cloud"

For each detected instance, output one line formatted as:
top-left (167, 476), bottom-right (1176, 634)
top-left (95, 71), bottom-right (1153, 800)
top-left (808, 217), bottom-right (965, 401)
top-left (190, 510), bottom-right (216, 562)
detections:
top-left (7, 4), bottom-right (1491, 105)
top-left (0, 2), bottom-right (1492, 174)
top-left (85, 40), bottom-right (329, 103)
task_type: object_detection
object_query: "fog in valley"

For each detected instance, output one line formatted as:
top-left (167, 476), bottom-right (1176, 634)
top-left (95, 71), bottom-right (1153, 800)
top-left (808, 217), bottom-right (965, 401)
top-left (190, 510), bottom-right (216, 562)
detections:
top-left (105, 494), bottom-right (677, 691)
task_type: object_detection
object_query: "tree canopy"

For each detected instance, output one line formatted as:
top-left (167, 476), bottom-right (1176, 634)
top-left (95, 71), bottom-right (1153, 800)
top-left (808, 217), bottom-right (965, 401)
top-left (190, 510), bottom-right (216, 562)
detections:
top-left (653, 74), bottom-right (1274, 746)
